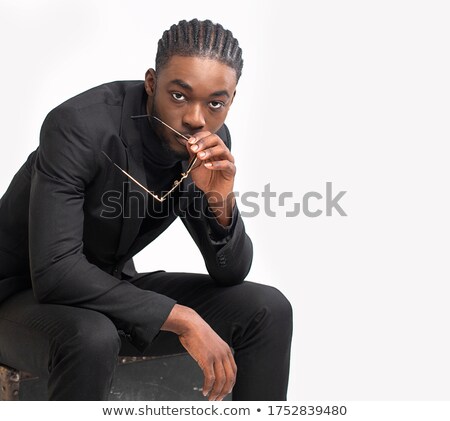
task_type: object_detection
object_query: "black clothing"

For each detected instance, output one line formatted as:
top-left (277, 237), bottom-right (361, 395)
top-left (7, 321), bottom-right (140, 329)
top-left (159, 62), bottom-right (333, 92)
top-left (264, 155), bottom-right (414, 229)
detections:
top-left (0, 273), bottom-right (292, 400)
top-left (0, 81), bottom-right (252, 351)
top-left (0, 81), bottom-right (292, 400)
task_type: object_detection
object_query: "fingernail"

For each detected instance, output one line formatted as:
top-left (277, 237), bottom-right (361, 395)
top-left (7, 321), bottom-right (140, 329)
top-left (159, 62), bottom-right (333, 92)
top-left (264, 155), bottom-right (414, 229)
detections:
top-left (199, 151), bottom-right (206, 158)
top-left (188, 137), bottom-right (197, 144)
top-left (191, 144), bottom-right (198, 151)
top-left (204, 162), bottom-right (213, 167)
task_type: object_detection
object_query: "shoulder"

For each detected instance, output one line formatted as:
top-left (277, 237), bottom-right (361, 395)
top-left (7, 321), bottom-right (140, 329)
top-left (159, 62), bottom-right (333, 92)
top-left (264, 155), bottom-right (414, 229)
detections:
top-left (44, 80), bottom-right (144, 116)
top-left (58, 81), bottom-right (142, 110)
top-left (42, 81), bottom-right (143, 134)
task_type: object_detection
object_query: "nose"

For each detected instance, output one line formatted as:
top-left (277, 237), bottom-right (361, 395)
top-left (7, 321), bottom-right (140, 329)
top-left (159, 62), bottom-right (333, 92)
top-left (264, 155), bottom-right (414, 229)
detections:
top-left (182, 103), bottom-right (206, 131)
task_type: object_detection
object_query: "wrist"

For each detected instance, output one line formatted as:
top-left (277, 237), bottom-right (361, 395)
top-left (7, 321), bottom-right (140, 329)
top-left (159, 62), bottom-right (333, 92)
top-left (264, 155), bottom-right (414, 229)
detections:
top-left (206, 192), bottom-right (236, 227)
top-left (161, 304), bottom-right (198, 335)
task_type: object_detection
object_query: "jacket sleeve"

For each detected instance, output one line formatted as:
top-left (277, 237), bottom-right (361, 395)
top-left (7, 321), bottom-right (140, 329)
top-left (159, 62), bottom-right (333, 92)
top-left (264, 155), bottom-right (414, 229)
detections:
top-left (180, 126), bottom-right (253, 286)
top-left (28, 106), bottom-right (176, 352)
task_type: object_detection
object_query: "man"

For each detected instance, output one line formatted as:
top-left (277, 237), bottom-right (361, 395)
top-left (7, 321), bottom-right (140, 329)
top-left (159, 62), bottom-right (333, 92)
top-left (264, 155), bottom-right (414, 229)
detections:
top-left (0, 19), bottom-right (292, 401)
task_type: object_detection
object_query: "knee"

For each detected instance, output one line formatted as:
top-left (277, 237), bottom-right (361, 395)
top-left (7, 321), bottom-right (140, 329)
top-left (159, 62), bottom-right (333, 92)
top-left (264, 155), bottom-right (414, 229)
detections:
top-left (52, 312), bottom-right (121, 362)
top-left (243, 283), bottom-right (293, 329)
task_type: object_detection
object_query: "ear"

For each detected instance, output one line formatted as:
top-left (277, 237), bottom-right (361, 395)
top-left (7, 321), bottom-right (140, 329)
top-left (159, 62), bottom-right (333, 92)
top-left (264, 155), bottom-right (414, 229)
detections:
top-left (144, 69), bottom-right (157, 96)
top-left (229, 90), bottom-right (237, 106)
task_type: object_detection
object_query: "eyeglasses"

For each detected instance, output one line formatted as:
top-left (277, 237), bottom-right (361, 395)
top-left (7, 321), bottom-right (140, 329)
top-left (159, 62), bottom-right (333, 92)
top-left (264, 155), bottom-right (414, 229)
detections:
top-left (102, 116), bottom-right (198, 202)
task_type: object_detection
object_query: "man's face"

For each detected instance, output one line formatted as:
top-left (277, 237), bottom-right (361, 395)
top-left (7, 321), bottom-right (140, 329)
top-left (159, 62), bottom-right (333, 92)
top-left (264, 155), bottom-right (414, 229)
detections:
top-left (145, 55), bottom-right (237, 159)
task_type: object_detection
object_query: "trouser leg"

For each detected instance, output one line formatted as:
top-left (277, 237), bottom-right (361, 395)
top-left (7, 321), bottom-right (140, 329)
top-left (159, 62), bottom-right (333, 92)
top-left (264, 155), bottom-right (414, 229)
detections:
top-left (0, 290), bottom-right (121, 400)
top-left (129, 272), bottom-right (293, 401)
top-left (0, 273), bottom-right (293, 401)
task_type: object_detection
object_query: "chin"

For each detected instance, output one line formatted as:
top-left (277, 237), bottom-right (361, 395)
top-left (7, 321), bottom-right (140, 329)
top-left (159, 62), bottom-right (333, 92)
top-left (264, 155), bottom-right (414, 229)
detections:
top-left (172, 149), bottom-right (190, 160)
top-left (165, 140), bottom-right (190, 160)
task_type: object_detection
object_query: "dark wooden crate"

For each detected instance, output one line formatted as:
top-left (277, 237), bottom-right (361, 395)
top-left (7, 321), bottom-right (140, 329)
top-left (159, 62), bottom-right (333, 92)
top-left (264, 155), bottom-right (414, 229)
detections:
top-left (1, 354), bottom-right (229, 401)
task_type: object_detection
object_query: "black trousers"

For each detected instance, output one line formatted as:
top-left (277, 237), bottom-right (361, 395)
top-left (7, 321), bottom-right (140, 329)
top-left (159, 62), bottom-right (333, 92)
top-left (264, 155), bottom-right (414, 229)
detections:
top-left (0, 271), bottom-right (292, 401)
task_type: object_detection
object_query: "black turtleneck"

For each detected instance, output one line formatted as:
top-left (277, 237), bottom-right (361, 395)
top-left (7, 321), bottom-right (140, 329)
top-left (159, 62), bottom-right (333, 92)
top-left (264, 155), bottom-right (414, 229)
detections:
top-left (133, 92), bottom-right (186, 236)
top-left (141, 122), bottom-right (183, 196)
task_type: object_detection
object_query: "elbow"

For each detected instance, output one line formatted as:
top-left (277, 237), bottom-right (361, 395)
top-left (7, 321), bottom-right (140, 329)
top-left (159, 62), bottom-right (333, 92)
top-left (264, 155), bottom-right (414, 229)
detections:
top-left (204, 227), bottom-right (254, 286)
top-left (209, 248), bottom-right (253, 287)
top-left (30, 265), bottom-right (63, 304)
top-left (30, 271), bottom-right (53, 303)
top-left (29, 252), bottom-right (83, 303)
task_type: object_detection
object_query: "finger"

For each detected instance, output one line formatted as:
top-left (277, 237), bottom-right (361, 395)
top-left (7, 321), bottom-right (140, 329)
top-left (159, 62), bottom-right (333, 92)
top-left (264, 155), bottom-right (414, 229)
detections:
top-left (190, 133), bottom-right (229, 155)
top-left (216, 354), bottom-right (237, 401)
top-left (187, 131), bottom-right (213, 145)
top-left (185, 133), bottom-right (210, 161)
top-left (229, 348), bottom-right (237, 380)
top-left (208, 361), bottom-right (227, 401)
top-left (225, 347), bottom-right (237, 381)
top-left (203, 160), bottom-right (236, 175)
top-left (184, 139), bottom-right (197, 160)
top-left (201, 363), bottom-right (216, 399)
top-left (196, 145), bottom-right (234, 163)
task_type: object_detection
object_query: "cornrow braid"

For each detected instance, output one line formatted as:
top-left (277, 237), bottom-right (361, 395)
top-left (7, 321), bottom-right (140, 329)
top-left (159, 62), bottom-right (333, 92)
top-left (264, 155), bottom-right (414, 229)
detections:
top-left (156, 19), bottom-right (244, 81)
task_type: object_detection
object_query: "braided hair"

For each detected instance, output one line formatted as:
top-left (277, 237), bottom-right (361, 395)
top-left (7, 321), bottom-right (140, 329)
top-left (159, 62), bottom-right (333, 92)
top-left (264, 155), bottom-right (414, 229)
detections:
top-left (155, 19), bottom-right (244, 81)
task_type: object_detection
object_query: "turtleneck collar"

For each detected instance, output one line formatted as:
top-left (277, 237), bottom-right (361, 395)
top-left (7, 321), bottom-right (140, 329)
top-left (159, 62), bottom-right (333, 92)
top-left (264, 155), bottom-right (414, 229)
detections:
top-left (139, 90), bottom-right (181, 170)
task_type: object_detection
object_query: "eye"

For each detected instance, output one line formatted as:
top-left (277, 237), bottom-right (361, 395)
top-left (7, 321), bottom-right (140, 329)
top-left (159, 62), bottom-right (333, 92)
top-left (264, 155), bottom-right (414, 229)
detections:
top-left (209, 101), bottom-right (224, 110)
top-left (171, 92), bottom-right (185, 101)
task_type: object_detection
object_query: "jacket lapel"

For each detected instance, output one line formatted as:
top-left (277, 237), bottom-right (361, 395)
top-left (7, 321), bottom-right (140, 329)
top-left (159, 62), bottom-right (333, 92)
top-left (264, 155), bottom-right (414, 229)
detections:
top-left (114, 84), bottom-right (149, 259)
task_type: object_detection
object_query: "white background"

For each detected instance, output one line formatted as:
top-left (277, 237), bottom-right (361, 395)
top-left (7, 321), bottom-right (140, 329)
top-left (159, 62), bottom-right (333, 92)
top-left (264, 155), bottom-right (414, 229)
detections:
top-left (0, 0), bottom-right (449, 401)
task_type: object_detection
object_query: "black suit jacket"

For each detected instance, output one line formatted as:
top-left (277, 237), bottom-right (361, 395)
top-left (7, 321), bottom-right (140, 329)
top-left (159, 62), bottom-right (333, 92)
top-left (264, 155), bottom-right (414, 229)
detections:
top-left (0, 81), bottom-right (253, 351)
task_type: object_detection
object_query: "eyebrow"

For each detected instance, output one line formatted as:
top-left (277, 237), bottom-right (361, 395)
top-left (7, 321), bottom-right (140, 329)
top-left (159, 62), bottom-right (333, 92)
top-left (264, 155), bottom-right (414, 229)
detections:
top-left (169, 79), bottom-right (230, 99)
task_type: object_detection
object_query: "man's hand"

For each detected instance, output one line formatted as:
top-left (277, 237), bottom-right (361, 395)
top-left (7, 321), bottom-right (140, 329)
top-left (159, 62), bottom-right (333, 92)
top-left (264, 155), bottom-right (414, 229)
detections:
top-left (187, 132), bottom-right (236, 226)
top-left (161, 304), bottom-right (237, 401)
